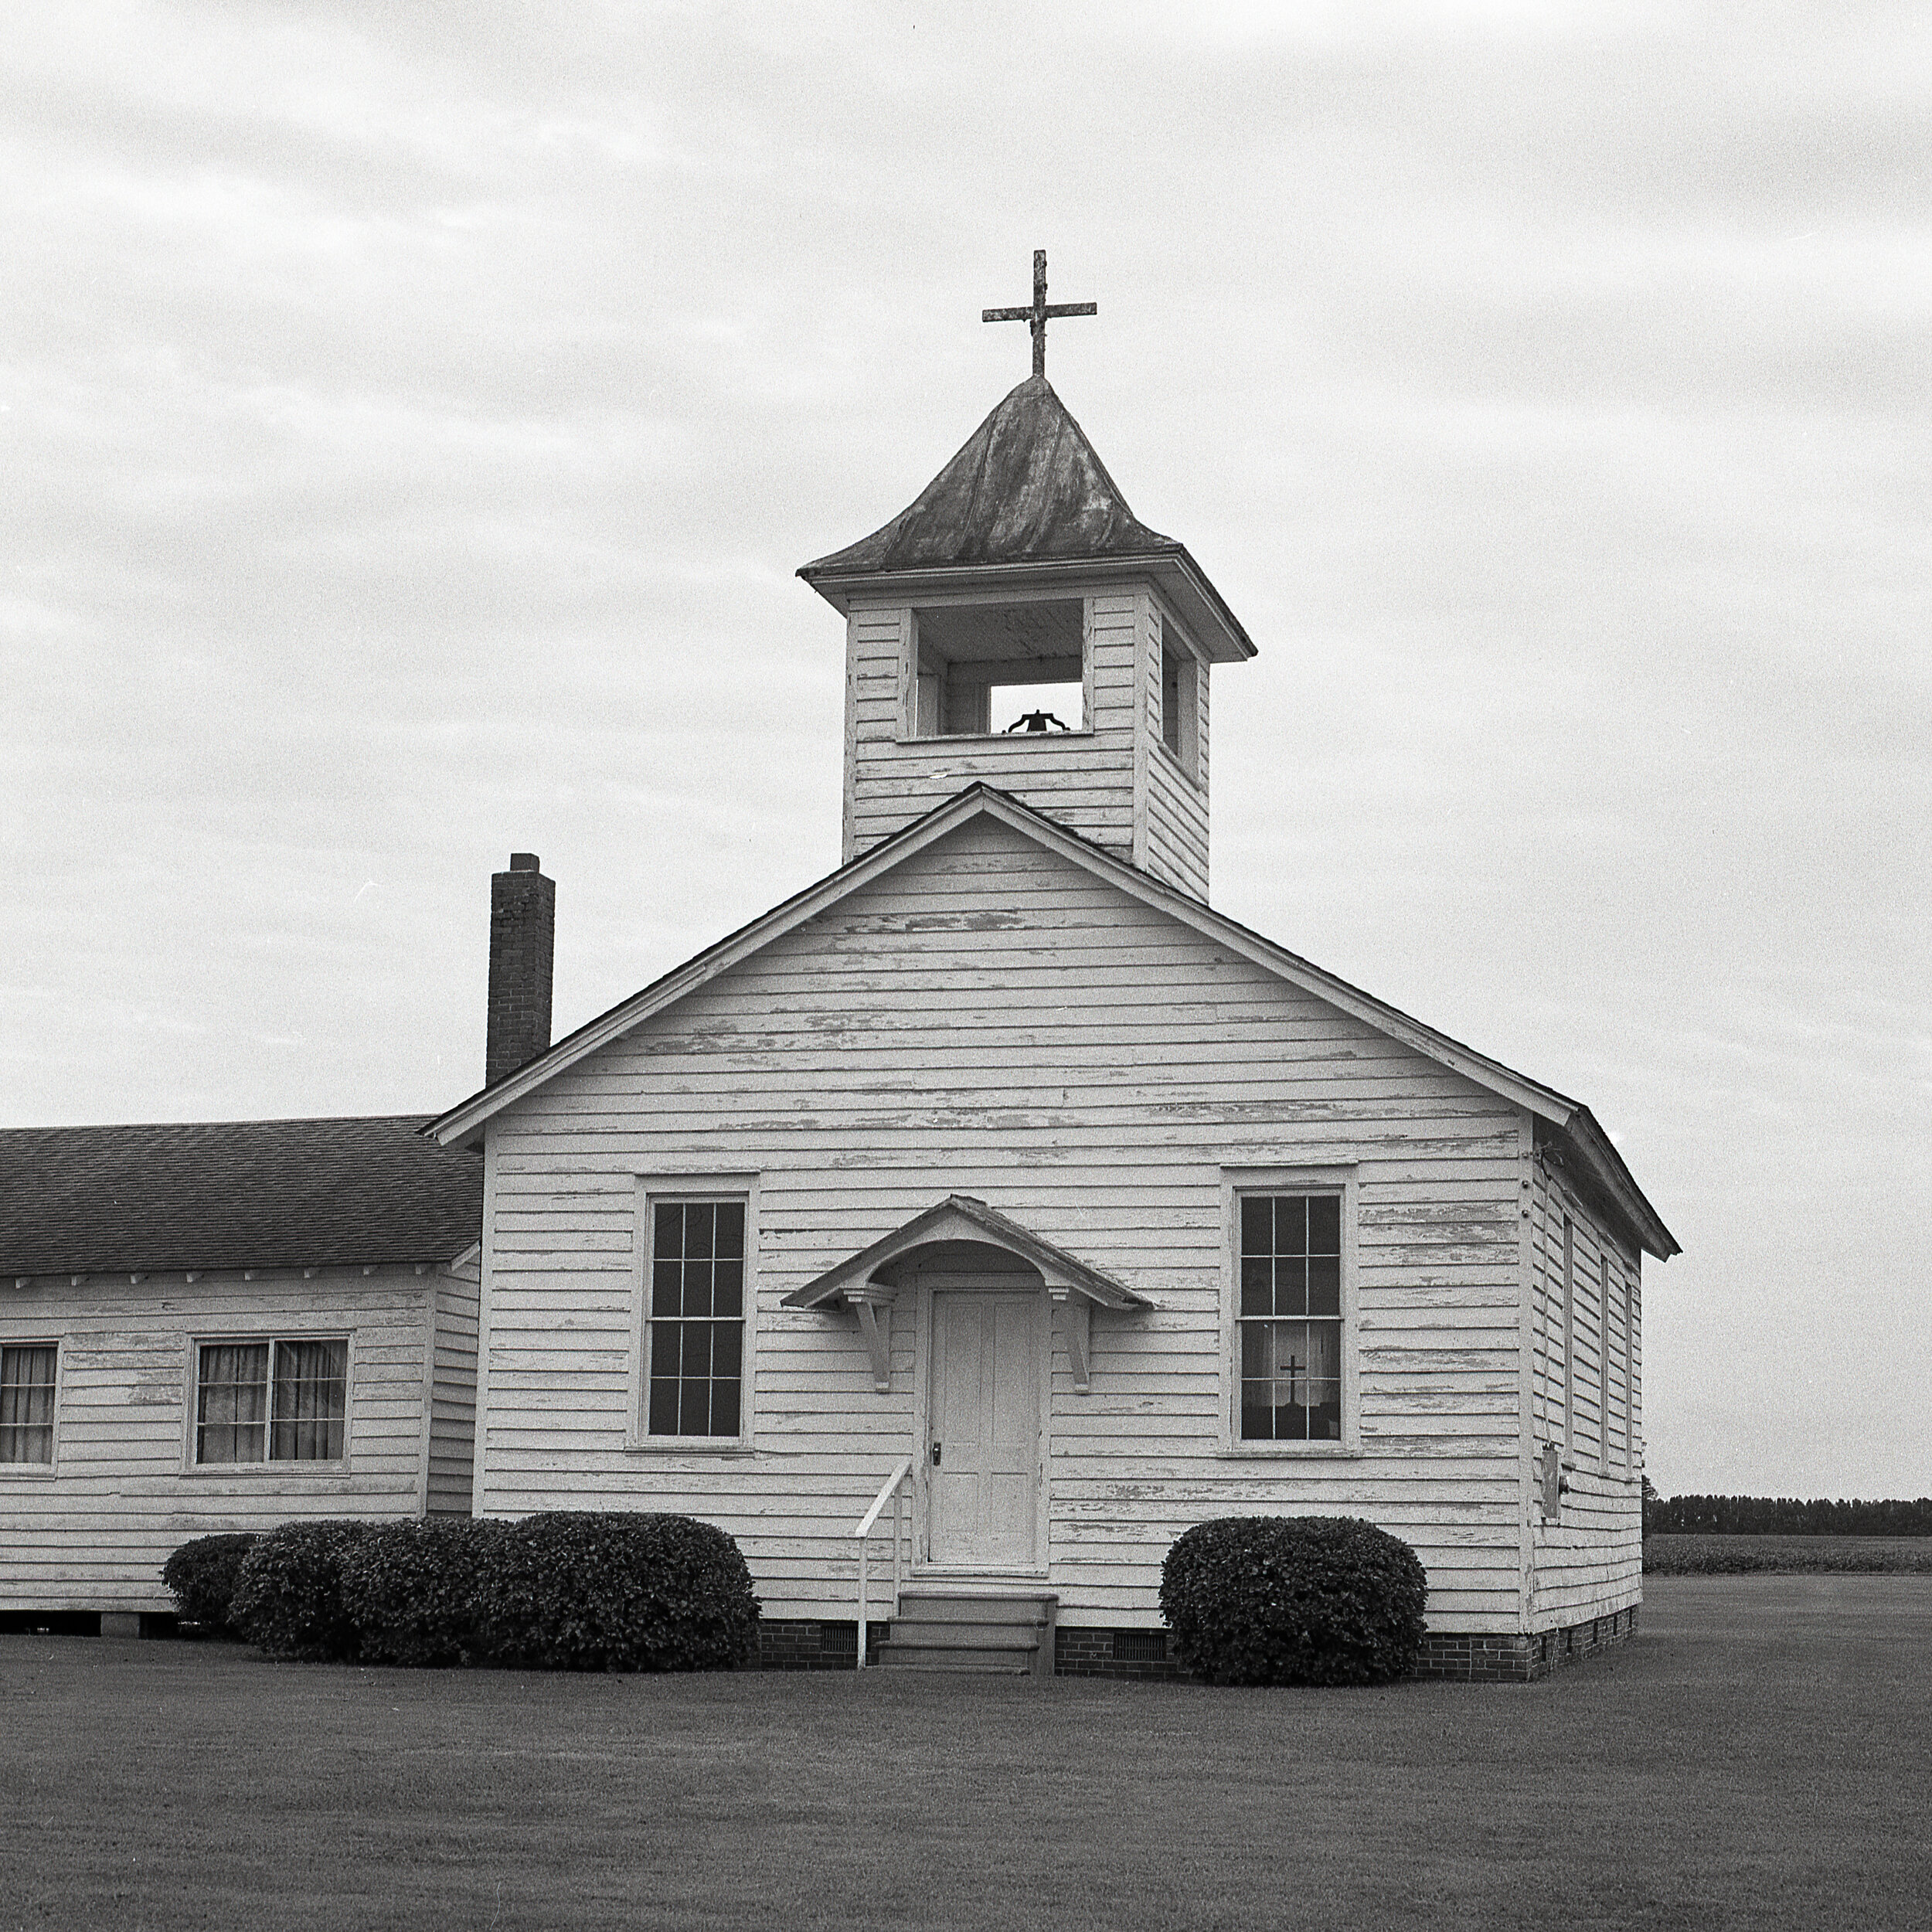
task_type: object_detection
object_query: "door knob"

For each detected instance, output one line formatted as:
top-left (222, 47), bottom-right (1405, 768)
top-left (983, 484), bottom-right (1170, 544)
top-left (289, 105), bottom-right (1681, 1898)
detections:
top-left (930, 1441), bottom-right (942, 1466)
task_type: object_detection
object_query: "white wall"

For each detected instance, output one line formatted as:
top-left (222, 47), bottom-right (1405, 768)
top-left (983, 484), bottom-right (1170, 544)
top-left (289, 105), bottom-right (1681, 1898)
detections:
top-left (476, 813), bottom-right (1532, 1634)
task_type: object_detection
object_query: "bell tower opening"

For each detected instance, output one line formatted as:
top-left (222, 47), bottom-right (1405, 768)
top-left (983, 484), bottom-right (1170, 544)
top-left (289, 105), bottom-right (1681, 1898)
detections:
top-left (910, 598), bottom-right (1087, 737)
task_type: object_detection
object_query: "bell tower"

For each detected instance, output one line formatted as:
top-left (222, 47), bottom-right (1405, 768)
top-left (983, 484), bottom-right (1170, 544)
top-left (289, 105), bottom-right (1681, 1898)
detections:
top-left (798, 256), bottom-right (1255, 902)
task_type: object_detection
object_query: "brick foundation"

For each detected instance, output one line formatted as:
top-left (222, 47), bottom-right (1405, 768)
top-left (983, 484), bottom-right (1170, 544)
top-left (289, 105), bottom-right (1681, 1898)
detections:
top-left (1054, 1628), bottom-right (1191, 1681)
top-left (756, 1618), bottom-right (889, 1670)
top-left (756, 1607), bottom-right (1638, 1682)
top-left (1413, 1606), bottom-right (1640, 1682)
top-left (1053, 1607), bottom-right (1640, 1684)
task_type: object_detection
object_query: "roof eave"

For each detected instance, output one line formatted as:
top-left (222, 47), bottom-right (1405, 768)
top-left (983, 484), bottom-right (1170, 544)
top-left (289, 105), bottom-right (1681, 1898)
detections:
top-left (1545, 1108), bottom-right (1681, 1262)
top-left (797, 550), bottom-right (1254, 664)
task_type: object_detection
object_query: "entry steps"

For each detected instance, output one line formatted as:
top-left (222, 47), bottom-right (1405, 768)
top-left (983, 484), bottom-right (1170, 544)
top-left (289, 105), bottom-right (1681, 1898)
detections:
top-left (876, 1587), bottom-right (1056, 1676)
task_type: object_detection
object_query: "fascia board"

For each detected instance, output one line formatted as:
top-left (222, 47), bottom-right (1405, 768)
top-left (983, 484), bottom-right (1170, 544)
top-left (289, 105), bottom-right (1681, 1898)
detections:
top-left (427, 791), bottom-right (998, 1147)
top-left (784, 1194), bottom-right (1148, 1311)
top-left (966, 791), bottom-right (1575, 1128)
top-left (1558, 1108), bottom-right (1682, 1261)
top-left (433, 781), bottom-right (1589, 1171)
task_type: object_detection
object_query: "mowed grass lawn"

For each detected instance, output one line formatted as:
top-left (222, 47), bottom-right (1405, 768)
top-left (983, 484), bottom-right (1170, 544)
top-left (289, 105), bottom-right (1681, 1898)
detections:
top-left (5, 1577), bottom-right (1929, 1932)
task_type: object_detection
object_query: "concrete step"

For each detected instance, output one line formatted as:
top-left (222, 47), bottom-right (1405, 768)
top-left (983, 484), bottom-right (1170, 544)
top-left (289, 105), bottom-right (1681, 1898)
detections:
top-left (877, 1642), bottom-right (1036, 1673)
top-left (893, 1593), bottom-right (1055, 1626)
top-left (883, 1620), bottom-right (1042, 1649)
top-left (879, 1589), bottom-right (1056, 1676)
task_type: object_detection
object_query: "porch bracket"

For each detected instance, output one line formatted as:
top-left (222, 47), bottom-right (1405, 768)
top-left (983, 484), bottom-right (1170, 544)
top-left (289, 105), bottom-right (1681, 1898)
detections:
top-left (849, 1288), bottom-right (893, 1393)
top-left (1048, 1284), bottom-right (1091, 1394)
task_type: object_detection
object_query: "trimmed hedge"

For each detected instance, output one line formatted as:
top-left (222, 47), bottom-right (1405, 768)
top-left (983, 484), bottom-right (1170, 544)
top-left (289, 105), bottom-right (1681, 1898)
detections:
top-left (1159, 1515), bottom-right (1428, 1687)
top-left (160, 1532), bottom-right (261, 1634)
top-left (230, 1520), bottom-right (372, 1662)
top-left (338, 1518), bottom-right (509, 1667)
top-left (474, 1512), bottom-right (760, 1672)
top-left (224, 1512), bottom-right (759, 1672)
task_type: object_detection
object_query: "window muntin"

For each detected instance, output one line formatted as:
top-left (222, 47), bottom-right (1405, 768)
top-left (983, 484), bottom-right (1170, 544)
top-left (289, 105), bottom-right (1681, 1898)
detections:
top-left (0, 1344), bottom-right (57, 1465)
top-left (195, 1338), bottom-right (345, 1464)
top-left (1238, 1194), bottom-right (1343, 1443)
top-left (647, 1200), bottom-right (746, 1438)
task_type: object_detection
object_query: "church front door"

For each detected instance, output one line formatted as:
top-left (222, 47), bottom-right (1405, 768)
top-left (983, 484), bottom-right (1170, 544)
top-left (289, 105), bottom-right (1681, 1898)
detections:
top-left (927, 1291), bottom-right (1039, 1568)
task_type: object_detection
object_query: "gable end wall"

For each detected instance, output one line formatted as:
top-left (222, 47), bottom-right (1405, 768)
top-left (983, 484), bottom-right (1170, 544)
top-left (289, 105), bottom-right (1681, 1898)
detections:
top-left (476, 817), bottom-right (1532, 1635)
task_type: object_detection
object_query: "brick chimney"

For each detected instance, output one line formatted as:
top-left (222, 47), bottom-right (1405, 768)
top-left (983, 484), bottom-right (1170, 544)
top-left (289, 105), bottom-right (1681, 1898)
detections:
top-left (486, 853), bottom-right (555, 1088)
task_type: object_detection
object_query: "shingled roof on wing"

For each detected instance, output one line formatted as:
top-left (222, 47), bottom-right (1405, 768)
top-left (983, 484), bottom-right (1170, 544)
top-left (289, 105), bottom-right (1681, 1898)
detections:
top-left (0, 1116), bottom-right (482, 1277)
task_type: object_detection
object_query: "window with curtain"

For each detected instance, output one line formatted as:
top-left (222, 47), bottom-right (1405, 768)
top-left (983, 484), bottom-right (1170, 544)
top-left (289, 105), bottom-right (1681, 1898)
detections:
top-left (0, 1344), bottom-right (58, 1464)
top-left (195, 1338), bottom-right (346, 1464)
top-left (1238, 1193), bottom-right (1343, 1443)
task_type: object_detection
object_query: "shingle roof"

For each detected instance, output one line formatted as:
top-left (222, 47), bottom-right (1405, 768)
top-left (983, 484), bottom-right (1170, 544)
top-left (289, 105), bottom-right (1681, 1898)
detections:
top-left (0, 1116), bottom-right (482, 1277)
top-left (798, 374), bottom-right (1176, 577)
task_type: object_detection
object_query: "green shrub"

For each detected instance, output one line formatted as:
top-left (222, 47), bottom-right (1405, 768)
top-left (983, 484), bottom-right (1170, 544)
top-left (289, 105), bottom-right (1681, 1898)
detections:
top-left (474, 1512), bottom-right (760, 1672)
top-left (160, 1532), bottom-right (261, 1634)
top-left (338, 1519), bottom-right (507, 1667)
top-left (229, 1520), bottom-right (372, 1662)
top-left (1158, 1515), bottom-right (1428, 1687)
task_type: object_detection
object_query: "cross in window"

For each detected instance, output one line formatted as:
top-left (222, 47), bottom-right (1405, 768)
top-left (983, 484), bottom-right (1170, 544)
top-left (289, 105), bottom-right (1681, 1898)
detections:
top-left (982, 249), bottom-right (1097, 379)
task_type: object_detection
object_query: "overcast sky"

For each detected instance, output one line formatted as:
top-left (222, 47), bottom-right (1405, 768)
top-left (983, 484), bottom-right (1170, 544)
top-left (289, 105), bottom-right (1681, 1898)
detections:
top-left (4, 1), bottom-right (1927, 1497)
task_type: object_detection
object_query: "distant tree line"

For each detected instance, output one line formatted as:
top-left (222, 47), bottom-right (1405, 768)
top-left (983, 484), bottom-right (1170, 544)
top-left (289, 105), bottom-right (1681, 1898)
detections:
top-left (1644, 1493), bottom-right (1932, 1536)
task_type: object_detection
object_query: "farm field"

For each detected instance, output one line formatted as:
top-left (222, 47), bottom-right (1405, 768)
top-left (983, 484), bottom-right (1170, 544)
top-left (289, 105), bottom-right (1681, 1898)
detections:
top-left (1645, 1532), bottom-right (1932, 1574)
top-left (4, 1575), bottom-right (1929, 1931)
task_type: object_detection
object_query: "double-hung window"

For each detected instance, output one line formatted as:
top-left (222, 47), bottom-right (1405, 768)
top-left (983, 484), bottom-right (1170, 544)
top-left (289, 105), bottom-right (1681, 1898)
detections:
top-left (194, 1338), bottom-right (346, 1464)
top-left (1238, 1192), bottom-right (1344, 1444)
top-left (645, 1199), bottom-right (746, 1438)
top-left (0, 1344), bottom-right (57, 1465)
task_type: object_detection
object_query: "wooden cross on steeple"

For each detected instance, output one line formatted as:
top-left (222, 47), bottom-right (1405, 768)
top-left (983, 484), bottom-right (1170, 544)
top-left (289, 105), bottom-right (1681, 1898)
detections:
top-left (982, 249), bottom-right (1097, 379)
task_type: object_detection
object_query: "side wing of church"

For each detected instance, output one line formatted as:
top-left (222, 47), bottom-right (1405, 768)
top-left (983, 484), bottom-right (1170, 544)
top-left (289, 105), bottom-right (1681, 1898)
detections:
top-left (434, 369), bottom-right (1677, 1681)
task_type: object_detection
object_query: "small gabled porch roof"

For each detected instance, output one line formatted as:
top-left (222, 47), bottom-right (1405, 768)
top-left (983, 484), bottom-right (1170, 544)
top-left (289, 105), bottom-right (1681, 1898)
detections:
top-left (781, 1195), bottom-right (1151, 1311)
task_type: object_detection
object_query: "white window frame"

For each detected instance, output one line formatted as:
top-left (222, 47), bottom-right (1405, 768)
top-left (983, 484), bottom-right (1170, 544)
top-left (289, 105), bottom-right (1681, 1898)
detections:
top-left (627, 1173), bottom-right (759, 1454)
top-left (182, 1332), bottom-right (353, 1474)
top-left (0, 1338), bottom-right (60, 1477)
top-left (1219, 1165), bottom-right (1361, 1457)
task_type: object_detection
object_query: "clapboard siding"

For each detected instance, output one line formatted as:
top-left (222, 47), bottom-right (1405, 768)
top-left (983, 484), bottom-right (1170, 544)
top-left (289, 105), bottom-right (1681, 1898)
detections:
top-left (1526, 1158), bottom-right (1644, 1628)
top-left (1138, 594), bottom-right (1211, 897)
top-left (427, 1258), bottom-right (480, 1515)
top-left (478, 812), bottom-right (1532, 1635)
top-left (845, 587), bottom-right (1172, 870)
top-left (0, 1267), bottom-right (462, 1611)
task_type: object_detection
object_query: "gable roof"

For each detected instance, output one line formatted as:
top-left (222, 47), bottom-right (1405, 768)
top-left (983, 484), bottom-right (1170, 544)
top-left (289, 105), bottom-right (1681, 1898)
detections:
top-left (783, 1196), bottom-right (1152, 1311)
top-left (428, 786), bottom-right (1678, 1260)
top-left (798, 376), bottom-right (1255, 664)
top-left (0, 1116), bottom-right (482, 1277)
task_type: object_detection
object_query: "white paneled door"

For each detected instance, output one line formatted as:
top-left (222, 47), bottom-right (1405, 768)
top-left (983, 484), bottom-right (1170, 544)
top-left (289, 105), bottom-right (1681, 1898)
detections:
top-left (928, 1292), bottom-right (1039, 1567)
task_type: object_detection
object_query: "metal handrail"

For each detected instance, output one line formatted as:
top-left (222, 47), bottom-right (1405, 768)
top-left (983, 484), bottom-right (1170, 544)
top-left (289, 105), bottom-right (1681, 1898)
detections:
top-left (850, 1457), bottom-right (913, 1671)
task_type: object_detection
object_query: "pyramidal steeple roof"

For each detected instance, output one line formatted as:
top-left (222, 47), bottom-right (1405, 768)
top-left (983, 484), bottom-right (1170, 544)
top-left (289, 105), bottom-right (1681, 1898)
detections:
top-left (798, 375), bottom-right (1255, 662)
top-left (801, 374), bottom-right (1172, 573)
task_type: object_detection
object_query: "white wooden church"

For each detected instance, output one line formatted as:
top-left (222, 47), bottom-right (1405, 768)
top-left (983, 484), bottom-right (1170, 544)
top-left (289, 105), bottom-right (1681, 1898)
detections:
top-left (433, 277), bottom-right (1678, 1681)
